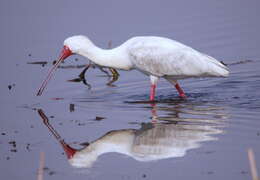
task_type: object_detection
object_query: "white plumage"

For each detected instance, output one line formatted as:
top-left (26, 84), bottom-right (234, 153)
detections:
top-left (68, 123), bottom-right (221, 168)
top-left (127, 36), bottom-right (229, 78)
top-left (37, 35), bottom-right (229, 99)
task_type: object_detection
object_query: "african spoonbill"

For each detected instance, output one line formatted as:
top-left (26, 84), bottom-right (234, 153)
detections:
top-left (37, 35), bottom-right (229, 100)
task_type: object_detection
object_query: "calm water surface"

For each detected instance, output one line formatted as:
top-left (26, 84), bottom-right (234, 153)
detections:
top-left (1, 0), bottom-right (260, 180)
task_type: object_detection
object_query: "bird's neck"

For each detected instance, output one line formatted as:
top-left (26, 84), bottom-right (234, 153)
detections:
top-left (78, 42), bottom-right (132, 70)
top-left (80, 130), bottom-right (135, 156)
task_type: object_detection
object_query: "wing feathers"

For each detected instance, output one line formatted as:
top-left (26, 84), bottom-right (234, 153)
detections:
top-left (128, 37), bottom-right (229, 78)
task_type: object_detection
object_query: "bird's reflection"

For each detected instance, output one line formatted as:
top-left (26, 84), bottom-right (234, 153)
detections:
top-left (37, 103), bottom-right (226, 168)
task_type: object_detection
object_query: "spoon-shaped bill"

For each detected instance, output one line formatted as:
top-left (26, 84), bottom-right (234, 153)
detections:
top-left (36, 46), bottom-right (72, 96)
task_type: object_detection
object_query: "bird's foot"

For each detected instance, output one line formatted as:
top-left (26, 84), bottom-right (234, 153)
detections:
top-left (106, 68), bottom-right (119, 87)
top-left (67, 74), bottom-right (91, 89)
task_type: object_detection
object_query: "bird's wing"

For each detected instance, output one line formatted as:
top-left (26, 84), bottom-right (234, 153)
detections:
top-left (128, 38), bottom-right (229, 78)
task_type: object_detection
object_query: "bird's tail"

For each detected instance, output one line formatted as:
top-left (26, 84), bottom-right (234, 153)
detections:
top-left (203, 54), bottom-right (229, 77)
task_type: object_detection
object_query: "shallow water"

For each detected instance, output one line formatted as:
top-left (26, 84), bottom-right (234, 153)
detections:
top-left (1, 0), bottom-right (260, 180)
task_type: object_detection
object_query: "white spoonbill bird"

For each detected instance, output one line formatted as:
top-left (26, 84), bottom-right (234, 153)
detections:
top-left (37, 35), bottom-right (229, 100)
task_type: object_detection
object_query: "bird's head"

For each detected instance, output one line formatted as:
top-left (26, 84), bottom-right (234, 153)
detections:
top-left (63, 35), bottom-right (92, 55)
top-left (36, 35), bottom-right (91, 96)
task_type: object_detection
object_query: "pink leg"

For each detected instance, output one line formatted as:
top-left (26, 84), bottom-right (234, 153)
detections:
top-left (150, 84), bottom-right (156, 101)
top-left (175, 83), bottom-right (186, 98)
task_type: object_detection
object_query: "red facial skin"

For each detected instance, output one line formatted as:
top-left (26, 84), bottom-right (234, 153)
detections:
top-left (37, 46), bottom-right (72, 96)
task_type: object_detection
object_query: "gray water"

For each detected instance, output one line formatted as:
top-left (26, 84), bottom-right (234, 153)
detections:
top-left (1, 0), bottom-right (260, 180)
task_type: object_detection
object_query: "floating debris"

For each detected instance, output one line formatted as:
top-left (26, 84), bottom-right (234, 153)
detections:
top-left (43, 167), bottom-right (49, 171)
top-left (9, 141), bottom-right (16, 148)
top-left (69, 104), bottom-right (75, 112)
top-left (204, 151), bottom-right (215, 154)
top-left (8, 84), bottom-right (15, 90)
top-left (1, 133), bottom-right (6, 135)
top-left (77, 123), bottom-right (86, 126)
top-left (95, 116), bottom-right (105, 121)
top-left (241, 170), bottom-right (248, 174)
top-left (228, 59), bottom-right (254, 66)
top-left (51, 98), bottom-right (64, 101)
top-left (26, 143), bottom-right (31, 151)
top-left (17, 104), bottom-right (38, 111)
top-left (57, 65), bottom-right (86, 69)
top-left (28, 61), bottom-right (84, 67)
top-left (48, 171), bottom-right (56, 176)
top-left (9, 142), bottom-right (17, 152)
top-left (27, 61), bottom-right (48, 65)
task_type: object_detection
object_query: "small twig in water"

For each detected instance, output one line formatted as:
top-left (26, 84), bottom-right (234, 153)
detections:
top-left (37, 152), bottom-right (45, 180)
top-left (248, 148), bottom-right (259, 180)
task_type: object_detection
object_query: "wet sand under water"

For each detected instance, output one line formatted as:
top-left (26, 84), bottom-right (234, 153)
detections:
top-left (1, 0), bottom-right (260, 180)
